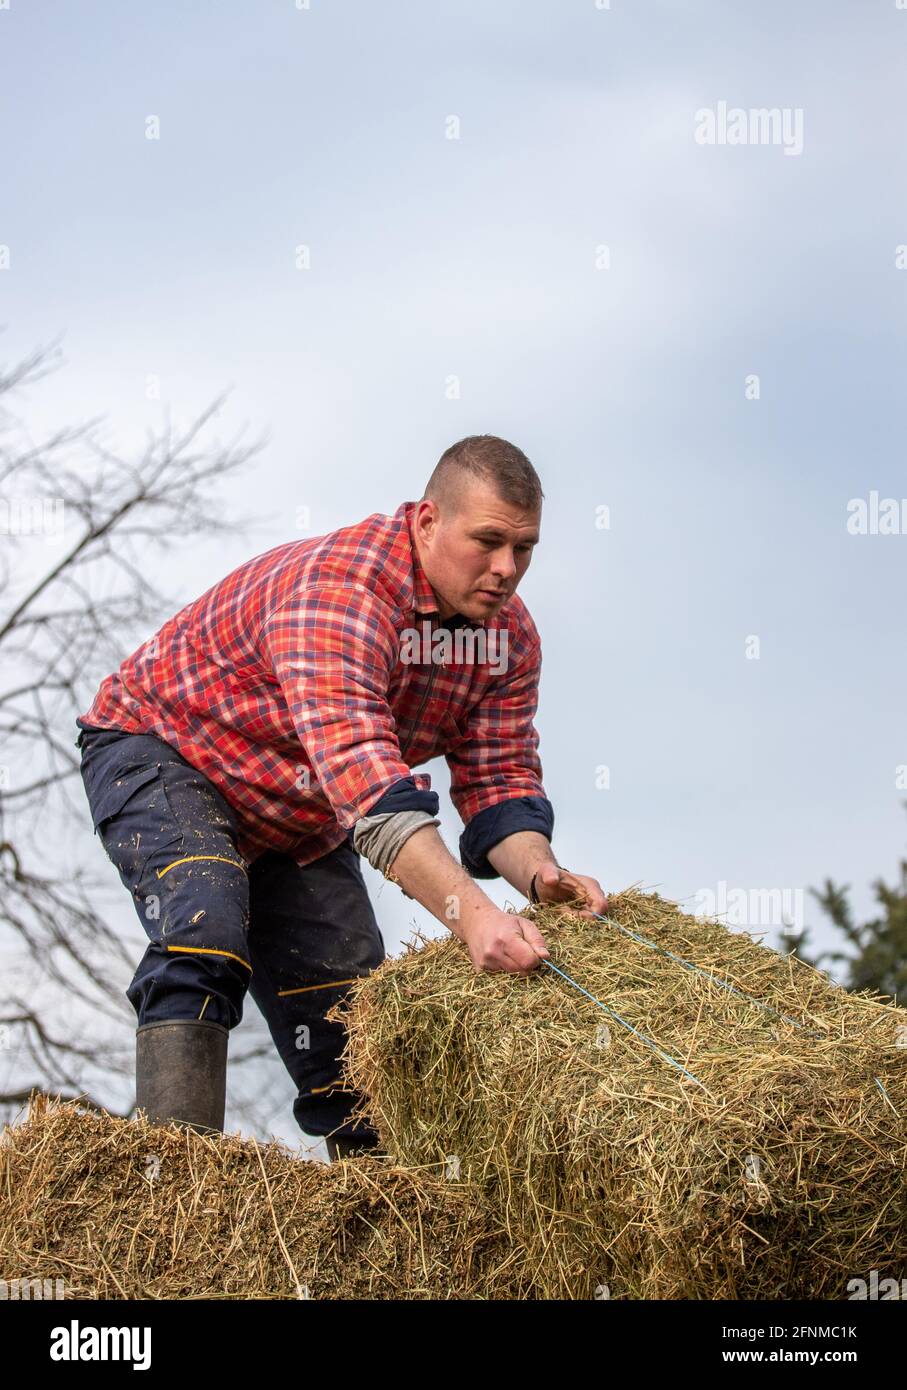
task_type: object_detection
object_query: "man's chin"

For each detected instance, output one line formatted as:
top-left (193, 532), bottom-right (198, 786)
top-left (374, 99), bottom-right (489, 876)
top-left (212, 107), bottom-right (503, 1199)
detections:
top-left (464, 593), bottom-right (506, 620)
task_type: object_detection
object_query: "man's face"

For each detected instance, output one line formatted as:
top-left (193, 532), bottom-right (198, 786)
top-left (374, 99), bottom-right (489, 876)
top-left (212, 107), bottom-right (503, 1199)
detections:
top-left (413, 479), bottom-right (541, 623)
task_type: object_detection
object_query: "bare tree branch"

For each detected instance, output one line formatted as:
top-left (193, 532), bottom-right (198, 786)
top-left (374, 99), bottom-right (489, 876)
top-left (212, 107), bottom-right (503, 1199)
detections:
top-left (0, 334), bottom-right (282, 1134)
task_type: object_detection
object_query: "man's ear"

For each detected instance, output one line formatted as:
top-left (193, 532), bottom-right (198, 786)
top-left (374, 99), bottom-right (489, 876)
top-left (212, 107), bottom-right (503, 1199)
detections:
top-left (415, 496), bottom-right (441, 544)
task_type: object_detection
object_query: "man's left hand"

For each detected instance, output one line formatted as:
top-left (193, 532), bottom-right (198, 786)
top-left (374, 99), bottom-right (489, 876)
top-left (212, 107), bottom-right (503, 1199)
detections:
top-left (532, 863), bottom-right (608, 919)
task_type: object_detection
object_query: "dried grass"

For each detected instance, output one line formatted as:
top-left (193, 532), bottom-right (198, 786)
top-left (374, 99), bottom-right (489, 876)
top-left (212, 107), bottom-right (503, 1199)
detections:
top-left (5, 891), bottom-right (904, 1300)
top-left (0, 1096), bottom-right (527, 1299)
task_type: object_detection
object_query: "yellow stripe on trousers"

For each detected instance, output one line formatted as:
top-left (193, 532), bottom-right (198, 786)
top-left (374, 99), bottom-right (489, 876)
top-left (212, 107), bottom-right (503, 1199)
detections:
top-left (277, 978), bottom-right (362, 997)
top-left (156, 855), bottom-right (247, 879)
top-left (166, 944), bottom-right (252, 972)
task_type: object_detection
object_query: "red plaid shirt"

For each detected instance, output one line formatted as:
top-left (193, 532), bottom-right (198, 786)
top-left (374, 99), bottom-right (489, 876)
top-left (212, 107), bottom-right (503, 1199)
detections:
top-left (77, 501), bottom-right (553, 871)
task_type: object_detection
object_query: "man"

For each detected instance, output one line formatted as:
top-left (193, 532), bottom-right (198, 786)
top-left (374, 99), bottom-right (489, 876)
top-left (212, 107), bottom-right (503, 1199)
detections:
top-left (75, 434), bottom-right (608, 1158)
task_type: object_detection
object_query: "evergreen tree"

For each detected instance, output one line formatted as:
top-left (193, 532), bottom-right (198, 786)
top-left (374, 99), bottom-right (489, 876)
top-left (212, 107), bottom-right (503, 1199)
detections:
top-left (779, 807), bottom-right (907, 1003)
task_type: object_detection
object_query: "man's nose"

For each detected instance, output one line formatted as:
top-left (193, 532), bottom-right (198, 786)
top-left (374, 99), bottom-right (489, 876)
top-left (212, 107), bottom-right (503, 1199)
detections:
top-left (491, 548), bottom-right (517, 580)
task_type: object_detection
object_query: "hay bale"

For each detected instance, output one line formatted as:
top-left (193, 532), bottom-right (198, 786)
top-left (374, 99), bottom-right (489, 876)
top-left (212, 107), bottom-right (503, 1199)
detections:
top-left (333, 890), bottom-right (907, 1299)
top-left (0, 1096), bottom-right (529, 1299)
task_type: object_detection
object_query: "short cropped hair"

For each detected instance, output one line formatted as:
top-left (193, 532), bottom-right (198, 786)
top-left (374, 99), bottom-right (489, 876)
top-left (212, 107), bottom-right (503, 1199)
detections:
top-left (423, 435), bottom-right (544, 514)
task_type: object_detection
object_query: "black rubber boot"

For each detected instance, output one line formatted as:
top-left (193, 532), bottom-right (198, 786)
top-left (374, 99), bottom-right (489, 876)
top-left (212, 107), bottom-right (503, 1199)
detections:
top-left (135, 1019), bottom-right (228, 1135)
top-left (324, 1132), bottom-right (381, 1162)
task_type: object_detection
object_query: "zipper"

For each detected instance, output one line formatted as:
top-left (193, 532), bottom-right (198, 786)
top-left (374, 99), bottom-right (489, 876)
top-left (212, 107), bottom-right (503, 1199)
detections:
top-left (399, 641), bottom-right (437, 757)
top-left (397, 614), bottom-right (441, 756)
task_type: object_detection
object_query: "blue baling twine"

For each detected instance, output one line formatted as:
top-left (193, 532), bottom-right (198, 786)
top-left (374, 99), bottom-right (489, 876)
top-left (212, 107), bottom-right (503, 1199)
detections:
top-left (591, 913), bottom-right (814, 1033)
top-left (875, 1076), bottom-right (899, 1115)
top-left (538, 910), bottom-right (898, 1112)
top-left (541, 958), bottom-right (709, 1092)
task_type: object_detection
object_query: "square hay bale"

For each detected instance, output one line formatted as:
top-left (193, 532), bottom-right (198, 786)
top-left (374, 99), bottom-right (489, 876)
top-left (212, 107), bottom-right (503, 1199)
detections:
top-left (333, 891), bottom-right (907, 1299)
top-left (0, 1096), bottom-right (531, 1300)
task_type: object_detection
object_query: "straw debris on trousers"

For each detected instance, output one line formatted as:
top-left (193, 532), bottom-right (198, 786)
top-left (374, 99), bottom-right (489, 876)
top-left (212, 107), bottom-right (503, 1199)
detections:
top-left (0, 1096), bottom-right (527, 1299)
top-left (330, 889), bottom-right (907, 1300)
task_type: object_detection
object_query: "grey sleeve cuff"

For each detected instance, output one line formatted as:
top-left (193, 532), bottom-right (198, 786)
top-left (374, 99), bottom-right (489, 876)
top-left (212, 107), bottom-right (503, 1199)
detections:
top-left (352, 808), bottom-right (441, 879)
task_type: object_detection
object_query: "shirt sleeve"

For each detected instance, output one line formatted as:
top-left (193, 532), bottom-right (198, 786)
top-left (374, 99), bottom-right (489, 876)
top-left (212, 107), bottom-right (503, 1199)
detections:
top-left (259, 583), bottom-right (435, 831)
top-left (446, 640), bottom-right (555, 878)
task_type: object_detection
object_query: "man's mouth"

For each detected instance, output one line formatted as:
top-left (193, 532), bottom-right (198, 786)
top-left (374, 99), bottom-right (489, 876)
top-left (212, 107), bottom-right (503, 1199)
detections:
top-left (477, 589), bottom-right (506, 599)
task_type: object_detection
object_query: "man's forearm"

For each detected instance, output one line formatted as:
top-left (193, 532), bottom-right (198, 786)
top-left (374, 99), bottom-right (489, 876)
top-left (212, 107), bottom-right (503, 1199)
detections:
top-left (486, 830), bottom-right (558, 900)
top-left (386, 824), bottom-right (496, 941)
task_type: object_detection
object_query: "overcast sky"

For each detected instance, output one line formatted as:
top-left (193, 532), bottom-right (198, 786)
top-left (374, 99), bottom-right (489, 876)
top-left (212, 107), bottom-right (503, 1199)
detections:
top-left (2, 0), bottom-right (905, 1144)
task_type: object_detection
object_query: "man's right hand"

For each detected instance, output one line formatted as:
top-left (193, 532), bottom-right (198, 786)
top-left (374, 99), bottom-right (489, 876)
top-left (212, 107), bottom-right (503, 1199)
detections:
top-left (387, 824), bottom-right (551, 974)
top-left (461, 904), bottom-right (550, 976)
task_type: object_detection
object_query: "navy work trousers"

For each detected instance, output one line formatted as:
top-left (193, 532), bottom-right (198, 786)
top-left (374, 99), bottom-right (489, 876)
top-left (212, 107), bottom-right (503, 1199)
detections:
top-left (75, 722), bottom-right (384, 1142)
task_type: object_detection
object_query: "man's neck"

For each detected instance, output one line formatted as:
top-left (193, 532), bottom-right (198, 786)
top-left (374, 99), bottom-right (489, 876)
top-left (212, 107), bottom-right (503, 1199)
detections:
top-left (412, 525), bottom-right (484, 625)
top-left (413, 529), bottom-right (451, 618)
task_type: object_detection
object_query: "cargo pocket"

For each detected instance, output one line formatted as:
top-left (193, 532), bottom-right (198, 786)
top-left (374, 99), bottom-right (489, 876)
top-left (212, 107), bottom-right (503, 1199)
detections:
top-left (88, 763), bottom-right (161, 835)
top-left (90, 760), bottom-right (187, 904)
